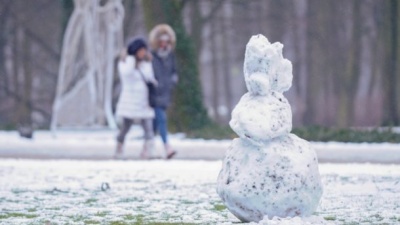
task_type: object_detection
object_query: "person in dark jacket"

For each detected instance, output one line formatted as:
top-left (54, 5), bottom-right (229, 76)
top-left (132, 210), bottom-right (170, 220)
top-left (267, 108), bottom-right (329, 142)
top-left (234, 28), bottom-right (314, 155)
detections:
top-left (149, 24), bottom-right (178, 159)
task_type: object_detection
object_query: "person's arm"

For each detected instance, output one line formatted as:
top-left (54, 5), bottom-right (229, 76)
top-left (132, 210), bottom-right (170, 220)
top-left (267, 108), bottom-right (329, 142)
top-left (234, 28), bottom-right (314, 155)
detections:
top-left (119, 49), bottom-right (128, 62)
top-left (118, 56), bottom-right (135, 78)
top-left (140, 62), bottom-right (158, 86)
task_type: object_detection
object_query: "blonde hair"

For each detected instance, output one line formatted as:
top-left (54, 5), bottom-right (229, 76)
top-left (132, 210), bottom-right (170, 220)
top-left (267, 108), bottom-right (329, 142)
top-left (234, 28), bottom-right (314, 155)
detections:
top-left (149, 24), bottom-right (176, 50)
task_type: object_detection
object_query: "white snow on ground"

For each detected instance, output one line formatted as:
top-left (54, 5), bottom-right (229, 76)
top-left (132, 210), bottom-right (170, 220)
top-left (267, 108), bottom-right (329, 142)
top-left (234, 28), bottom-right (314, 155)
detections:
top-left (392, 127), bottom-right (400, 133)
top-left (0, 129), bottom-right (230, 150)
top-left (0, 160), bottom-right (399, 224)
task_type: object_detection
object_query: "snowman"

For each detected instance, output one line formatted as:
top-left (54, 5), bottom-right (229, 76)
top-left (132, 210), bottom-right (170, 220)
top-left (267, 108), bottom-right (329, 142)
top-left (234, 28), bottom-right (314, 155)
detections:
top-left (217, 34), bottom-right (323, 222)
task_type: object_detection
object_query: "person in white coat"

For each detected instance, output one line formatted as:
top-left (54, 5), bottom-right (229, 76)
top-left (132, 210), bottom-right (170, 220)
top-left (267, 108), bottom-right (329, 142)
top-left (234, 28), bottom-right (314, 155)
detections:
top-left (115, 38), bottom-right (157, 159)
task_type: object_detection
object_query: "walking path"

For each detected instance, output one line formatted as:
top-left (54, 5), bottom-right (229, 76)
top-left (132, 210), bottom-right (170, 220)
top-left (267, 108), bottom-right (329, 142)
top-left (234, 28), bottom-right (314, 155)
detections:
top-left (0, 130), bottom-right (399, 163)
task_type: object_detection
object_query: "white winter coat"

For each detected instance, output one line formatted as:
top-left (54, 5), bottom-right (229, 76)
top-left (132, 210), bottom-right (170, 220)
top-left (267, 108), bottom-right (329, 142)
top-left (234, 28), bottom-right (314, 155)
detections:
top-left (116, 56), bottom-right (156, 119)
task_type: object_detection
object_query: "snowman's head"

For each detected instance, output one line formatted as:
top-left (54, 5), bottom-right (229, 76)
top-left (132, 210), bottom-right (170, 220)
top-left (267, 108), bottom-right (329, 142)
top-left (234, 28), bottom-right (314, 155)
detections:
top-left (243, 34), bottom-right (293, 95)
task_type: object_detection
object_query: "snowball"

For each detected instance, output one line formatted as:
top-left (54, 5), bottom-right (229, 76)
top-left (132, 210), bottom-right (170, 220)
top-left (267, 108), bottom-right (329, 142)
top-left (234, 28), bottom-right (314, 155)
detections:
top-left (230, 92), bottom-right (292, 144)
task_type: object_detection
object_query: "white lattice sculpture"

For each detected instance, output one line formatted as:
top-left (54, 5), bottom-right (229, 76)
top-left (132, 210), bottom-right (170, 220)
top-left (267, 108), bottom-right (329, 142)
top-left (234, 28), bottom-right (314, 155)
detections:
top-left (51, 0), bottom-right (124, 130)
top-left (217, 35), bottom-right (323, 222)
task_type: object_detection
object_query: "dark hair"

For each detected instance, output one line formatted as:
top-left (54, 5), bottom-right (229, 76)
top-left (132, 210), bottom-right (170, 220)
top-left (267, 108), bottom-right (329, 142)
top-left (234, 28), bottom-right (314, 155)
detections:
top-left (127, 38), bottom-right (147, 56)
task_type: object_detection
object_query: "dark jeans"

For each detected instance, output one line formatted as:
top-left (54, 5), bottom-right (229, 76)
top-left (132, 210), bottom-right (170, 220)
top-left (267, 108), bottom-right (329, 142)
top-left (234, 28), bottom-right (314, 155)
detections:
top-left (153, 107), bottom-right (168, 144)
top-left (117, 118), bottom-right (153, 144)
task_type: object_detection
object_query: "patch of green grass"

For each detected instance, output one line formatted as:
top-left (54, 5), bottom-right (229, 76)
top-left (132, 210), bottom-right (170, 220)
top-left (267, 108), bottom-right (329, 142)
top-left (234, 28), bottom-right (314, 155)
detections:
top-left (361, 218), bottom-right (373, 223)
top-left (146, 223), bottom-right (197, 225)
top-left (27, 208), bottom-right (37, 212)
top-left (370, 213), bottom-right (384, 221)
top-left (47, 207), bottom-right (61, 211)
top-left (0, 212), bottom-right (38, 219)
top-left (342, 222), bottom-right (359, 225)
top-left (5, 199), bottom-right (20, 203)
top-left (43, 220), bottom-right (56, 225)
top-left (11, 189), bottom-right (28, 194)
top-left (180, 200), bottom-right (197, 205)
top-left (95, 211), bottom-right (109, 217)
top-left (69, 214), bottom-right (87, 222)
top-left (187, 124), bottom-right (400, 143)
top-left (124, 214), bottom-right (137, 220)
top-left (84, 220), bottom-right (101, 224)
top-left (134, 214), bottom-right (145, 224)
top-left (323, 216), bottom-right (336, 221)
top-left (51, 212), bottom-right (198, 225)
top-left (109, 222), bottom-right (198, 225)
top-left (390, 216), bottom-right (400, 222)
top-left (110, 221), bottom-right (183, 225)
top-left (112, 214), bottom-right (198, 225)
top-left (293, 126), bottom-right (400, 143)
top-left (109, 221), bottom-right (132, 225)
top-left (213, 204), bottom-right (227, 211)
top-left (141, 223), bottom-right (197, 225)
top-left (85, 198), bottom-right (98, 204)
top-left (186, 124), bottom-right (236, 140)
top-left (118, 197), bottom-right (144, 203)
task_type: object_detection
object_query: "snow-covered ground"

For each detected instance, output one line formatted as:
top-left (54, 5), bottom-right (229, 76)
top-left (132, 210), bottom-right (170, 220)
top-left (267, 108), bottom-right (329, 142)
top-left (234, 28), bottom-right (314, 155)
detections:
top-left (0, 130), bottom-right (400, 163)
top-left (0, 159), bottom-right (399, 225)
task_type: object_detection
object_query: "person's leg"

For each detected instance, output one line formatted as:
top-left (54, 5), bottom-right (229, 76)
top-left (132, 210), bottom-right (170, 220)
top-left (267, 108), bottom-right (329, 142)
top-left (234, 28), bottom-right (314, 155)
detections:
top-left (155, 107), bottom-right (176, 159)
top-left (155, 107), bottom-right (168, 144)
top-left (116, 118), bottom-right (133, 155)
top-left (140, 119), bottom-right (155, 159)
top-left (153, 115), bottom-right (158, 135)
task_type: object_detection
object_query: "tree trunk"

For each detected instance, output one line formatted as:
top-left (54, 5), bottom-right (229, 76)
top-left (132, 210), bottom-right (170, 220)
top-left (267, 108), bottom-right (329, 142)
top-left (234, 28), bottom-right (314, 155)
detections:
top-left (190, 0), bottom-right (202, 54)
top-left (220, 4), bottom-right (233, 122)
top-left (382, 0), bottom-right (399, 125)
top-left (396, 0), bottom-right (400, 123)
top-left (303, 0), bottom-right (320, 125)
top-left (0, 1), bottom-right (10, 87)
top-left (388, 0), bottom-right (399, 125)
top-left (21, 31), bottom-right (33, 127)
top-left (122, 0), bottom-right (136, 37)
top-left (61, 0), bottom-right (74, 41)
top-left (210, 18), bottom-right (220, 123)
top-left (292, 0), bottom-right (308, 125)
top-left (340, 0), bottom-right (361, 127)
top-left (12, 26), bottom-right (20, 126)
top-left (354, 0), bottom-right (376, 126)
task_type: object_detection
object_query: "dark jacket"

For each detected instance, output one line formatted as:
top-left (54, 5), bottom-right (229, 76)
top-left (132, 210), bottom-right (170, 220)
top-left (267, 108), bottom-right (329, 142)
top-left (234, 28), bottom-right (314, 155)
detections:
top-left (152, 51), bottom-right (178, 108)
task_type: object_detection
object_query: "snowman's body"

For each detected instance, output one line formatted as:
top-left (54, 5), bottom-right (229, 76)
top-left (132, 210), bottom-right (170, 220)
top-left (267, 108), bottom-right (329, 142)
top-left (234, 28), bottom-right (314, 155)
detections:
top-left (217, 35), bottom-right (323, 222)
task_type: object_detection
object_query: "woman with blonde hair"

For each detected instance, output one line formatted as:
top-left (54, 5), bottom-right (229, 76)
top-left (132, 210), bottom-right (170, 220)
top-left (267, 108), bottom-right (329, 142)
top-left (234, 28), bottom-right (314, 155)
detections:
top-left (149, 24), bottom-right (178, 159)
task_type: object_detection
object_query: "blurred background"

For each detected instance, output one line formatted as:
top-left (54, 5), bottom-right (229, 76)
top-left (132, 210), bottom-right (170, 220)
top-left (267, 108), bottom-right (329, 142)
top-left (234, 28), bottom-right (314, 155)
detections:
top-left (0, 0), bottom-right (399, 139)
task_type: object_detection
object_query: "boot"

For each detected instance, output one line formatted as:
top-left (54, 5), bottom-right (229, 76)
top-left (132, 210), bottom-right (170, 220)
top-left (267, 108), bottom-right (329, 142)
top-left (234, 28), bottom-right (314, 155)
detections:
top-left (164, 144), bottom-right (177, 160)
top-left (140, 140), bottom-right (154, 160)
top-left (114, 142), bottom-right (125, 159)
